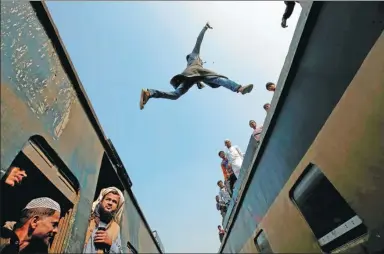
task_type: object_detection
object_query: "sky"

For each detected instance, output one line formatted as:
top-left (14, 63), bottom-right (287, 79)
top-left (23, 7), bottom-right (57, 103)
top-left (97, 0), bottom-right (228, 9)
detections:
top-left (46, 1), bottom-right (300, 252)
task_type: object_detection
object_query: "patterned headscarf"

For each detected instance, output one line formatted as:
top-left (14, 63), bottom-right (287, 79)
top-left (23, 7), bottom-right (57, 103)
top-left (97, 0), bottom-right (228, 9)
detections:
top-left (91, 187), bottom-right (125, 224)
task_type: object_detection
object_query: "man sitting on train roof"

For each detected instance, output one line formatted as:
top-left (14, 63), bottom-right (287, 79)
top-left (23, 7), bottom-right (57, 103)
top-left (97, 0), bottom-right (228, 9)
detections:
top-left (0, 197), bottom-right (61, 254)
top-left (83, 187), bottom-right (125, 254)
top-left (217, 180), bottom-right (231, 205)
top-left (215, 195), bottom-right (228, 222)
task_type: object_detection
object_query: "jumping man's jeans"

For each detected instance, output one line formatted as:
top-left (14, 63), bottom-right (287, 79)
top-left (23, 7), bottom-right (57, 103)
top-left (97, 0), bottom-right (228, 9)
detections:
top-left (148, 76), bottom-right (241, 100)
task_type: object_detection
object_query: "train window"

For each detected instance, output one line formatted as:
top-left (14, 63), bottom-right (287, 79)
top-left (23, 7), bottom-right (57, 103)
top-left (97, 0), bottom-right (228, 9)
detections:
top-left (290, 164), bottom-right (368, 253)
top-left (0, 137), bottom-right (79, 253)
top-left (127, 241), bottom-right (138, 254)
top-left (254, 230), bottom-right (273, 253)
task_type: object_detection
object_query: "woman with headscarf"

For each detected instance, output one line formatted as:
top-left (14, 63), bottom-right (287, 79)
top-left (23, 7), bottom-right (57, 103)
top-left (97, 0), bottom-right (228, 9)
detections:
top-left (83, 187), bottom-right (125, 254)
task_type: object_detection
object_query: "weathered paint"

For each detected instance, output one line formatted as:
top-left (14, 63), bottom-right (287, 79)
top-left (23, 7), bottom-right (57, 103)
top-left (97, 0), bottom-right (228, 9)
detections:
top-left (220, 1), bottom-right (384, 253)
top-left (1, 1), bottom-right (161, 253)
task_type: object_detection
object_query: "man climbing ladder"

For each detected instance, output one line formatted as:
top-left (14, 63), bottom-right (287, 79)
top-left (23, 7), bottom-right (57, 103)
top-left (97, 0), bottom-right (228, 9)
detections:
top-left (139, 22), bottom-right (254, 110)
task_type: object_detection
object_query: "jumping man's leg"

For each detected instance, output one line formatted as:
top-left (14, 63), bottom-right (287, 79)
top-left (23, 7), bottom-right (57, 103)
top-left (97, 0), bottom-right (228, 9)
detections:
top-left (202, 76), bottom-right (254, 95)
top-left (140, 82), bottom-right (193, 110)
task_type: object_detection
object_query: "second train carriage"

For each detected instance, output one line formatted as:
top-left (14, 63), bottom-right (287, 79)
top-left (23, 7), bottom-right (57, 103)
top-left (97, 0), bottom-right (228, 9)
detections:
top-left (0, 1), bottom-right (162, 253)
top-left (219, 2), bottom-right (384, 253)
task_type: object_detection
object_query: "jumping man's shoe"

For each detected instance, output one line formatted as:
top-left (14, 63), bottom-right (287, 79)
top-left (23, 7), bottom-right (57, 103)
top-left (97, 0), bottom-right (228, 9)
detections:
top-left (140, 89), bottom-right (150, 110)
top-left (239, 84), bottom-right (254, 95)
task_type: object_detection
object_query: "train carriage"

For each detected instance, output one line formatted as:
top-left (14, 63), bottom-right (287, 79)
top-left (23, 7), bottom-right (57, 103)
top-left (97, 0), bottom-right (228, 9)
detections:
top-left (1, 1), bottom-right (162, 253)
top-left (219, 2), bottom-right (384, 253)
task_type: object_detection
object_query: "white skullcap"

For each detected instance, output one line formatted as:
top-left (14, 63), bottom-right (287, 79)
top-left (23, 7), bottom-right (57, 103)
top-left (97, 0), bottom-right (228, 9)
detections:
top-left (224, 139), bottom-right (230, 142)
top-left (24, 197), bottom-right (61, 213)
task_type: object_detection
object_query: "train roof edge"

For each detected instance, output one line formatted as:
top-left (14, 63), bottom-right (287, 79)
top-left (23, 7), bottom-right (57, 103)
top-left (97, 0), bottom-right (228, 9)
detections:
top-left (218, 2), bottom-right (322, 252)
top-left (29, 2), bottom-right (163, 253)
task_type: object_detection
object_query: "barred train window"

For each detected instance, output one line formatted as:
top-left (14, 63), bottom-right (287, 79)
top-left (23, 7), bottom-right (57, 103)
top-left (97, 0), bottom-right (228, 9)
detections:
top-left (254, 230), bottom-right (272, 253)
top-left (290, 164), bottom-right (367, 253)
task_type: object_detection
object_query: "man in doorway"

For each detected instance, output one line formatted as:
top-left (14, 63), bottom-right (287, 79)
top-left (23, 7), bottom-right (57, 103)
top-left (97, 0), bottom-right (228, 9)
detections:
top-left (265, 82), bottom-right (276, 92)
top-left (249, 120), bottom-right (263, 143)
top-left (217, 180), bottom-right (231, 205)
top-left (139, 22), bottom-right (254, 110)
top-left (83, 187), bottom-right (125, 254)
top-left (263, 103), bottom-right (271, 112)
top-left (218, 151), bottom-right (237, 196)
top-left (0, 197), bottom-right (61, 253)
top-left (224, 139), bottom-right (244, 178)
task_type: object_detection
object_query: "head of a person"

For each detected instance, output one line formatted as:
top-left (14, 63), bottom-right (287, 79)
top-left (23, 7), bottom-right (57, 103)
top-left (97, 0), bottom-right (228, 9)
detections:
top-left (215, 195), bottom-right (220, 202)
top-left (218, 151), bottom-right (226, 159)
top-left (263, 103), bottom-right (271, 111)
top-left (93, 187), bottom-right (125, 225)
top-left (4, 166), bottom-right (27, 187)
top-left (15, 197), bottom-right (61, 246)
top-left (218, 225), bottom-right (222, 230)
top-left (224, 139), bottom-right (231, 148)
top-left (217, 180), bottom-right (224, 188)
top-left (249, 120), bottom-right (257, 129)
top-left (97, 190), bottom-right (121, 223)
top-left (266, 82), bottom-right (276, 92)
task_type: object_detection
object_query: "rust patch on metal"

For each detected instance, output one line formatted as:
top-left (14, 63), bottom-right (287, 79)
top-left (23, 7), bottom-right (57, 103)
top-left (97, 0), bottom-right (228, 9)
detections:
top-left (1, 1), bottom-right (77, 140)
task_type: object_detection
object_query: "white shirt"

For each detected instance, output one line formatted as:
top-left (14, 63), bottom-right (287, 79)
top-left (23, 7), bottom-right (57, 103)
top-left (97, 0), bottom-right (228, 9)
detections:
top-left (226, 146), bottom-right (244, 178)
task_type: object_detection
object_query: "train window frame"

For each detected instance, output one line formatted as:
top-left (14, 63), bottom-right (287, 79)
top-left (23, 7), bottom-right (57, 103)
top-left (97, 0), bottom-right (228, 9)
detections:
top-left (254, 229), bottom-right (273, 253)
top-left (0, 136), bottom-right (80, 253)
top-left (127, 241), bottom-right (138, 254)
top-left (289, 163), bottom-right (368, 253)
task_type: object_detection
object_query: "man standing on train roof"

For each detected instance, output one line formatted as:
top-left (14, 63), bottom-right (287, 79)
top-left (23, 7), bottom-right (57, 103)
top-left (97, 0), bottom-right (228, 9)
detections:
top-left (83, 187), bottom-right (125, 254)
top-left (139, 22), bottom-right (254, 110)
top-left (224, 139), bottom-right (244, 178)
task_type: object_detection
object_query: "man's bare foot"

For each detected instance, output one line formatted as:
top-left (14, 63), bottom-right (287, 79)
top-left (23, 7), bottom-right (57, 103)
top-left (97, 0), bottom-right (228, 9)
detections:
top-left (238, 84), bottom-right (253, 95)
top-left (140, 89), bottom-right (150, 110)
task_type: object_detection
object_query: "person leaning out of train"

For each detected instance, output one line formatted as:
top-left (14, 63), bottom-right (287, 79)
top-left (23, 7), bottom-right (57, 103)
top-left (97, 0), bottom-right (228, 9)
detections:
top-left (83, 187), bottom-right (125, 254)
top-left (0, 197), bottom-right (61, 254)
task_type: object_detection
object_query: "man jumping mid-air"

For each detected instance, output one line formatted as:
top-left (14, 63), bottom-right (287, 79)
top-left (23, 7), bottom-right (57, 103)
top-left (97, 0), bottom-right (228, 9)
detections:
top-left (139, 22), bottom-right (254, 110)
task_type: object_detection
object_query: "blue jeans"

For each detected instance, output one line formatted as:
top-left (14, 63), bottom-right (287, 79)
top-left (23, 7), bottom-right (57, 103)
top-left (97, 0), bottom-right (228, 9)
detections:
top-left (148, 76), bottom-right (241, 100)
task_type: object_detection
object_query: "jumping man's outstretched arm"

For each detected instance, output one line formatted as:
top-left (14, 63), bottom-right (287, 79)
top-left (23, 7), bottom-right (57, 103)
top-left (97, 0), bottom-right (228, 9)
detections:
top-left (192, 22), bottom-right (213, 55)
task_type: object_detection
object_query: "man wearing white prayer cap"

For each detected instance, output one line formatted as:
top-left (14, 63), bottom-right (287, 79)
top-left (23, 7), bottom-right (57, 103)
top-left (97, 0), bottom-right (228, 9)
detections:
top-left (83, 187), bottom-right (125, 254)
top-left (0, 197), bottom-right (61, 253)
